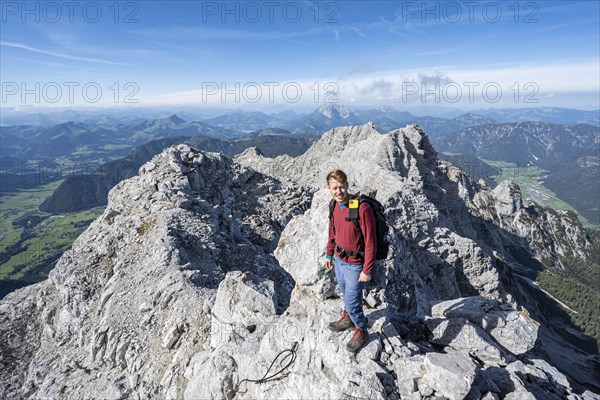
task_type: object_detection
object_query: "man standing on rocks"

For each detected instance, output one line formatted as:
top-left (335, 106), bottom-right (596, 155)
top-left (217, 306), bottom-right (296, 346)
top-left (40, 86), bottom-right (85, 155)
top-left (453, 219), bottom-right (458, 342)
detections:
top-left (324, 169), bottom-right (376, 352)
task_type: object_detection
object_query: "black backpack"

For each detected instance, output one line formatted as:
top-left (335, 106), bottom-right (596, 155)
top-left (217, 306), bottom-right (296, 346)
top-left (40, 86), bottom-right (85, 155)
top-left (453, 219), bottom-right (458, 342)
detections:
top-left (329, 195), bottom-right (390, 260)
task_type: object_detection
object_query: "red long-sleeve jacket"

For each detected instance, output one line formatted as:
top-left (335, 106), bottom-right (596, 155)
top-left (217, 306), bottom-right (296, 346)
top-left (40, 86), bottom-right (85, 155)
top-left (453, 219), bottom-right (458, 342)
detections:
top-left (326, 199), bottom-right (377, 275)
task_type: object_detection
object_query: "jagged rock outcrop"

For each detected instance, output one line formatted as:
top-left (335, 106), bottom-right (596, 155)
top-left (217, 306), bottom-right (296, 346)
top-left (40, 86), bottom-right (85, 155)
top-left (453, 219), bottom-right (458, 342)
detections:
top-left (1, 124), bottom-right (599, 399)
top-left (472, 179), bottom-right (591, 269)
top-left (0, 144), bottom-right (311, 399)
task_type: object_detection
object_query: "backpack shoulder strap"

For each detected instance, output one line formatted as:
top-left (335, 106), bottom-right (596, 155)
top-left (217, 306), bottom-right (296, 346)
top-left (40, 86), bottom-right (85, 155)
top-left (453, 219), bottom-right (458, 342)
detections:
top-left (328, 198), bottom-right (336, 220)
top-left (347, 195), bottom-right (364, 242)
top-left (328, 198), bottom-right (337, 233)
top-left (351, 195), bottom-right (374, 215)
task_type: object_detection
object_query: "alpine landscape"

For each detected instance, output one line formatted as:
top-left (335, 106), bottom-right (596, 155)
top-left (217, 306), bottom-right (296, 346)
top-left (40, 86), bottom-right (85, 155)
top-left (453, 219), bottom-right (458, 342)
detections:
top-left (1, 1), bottom-right (599, 399)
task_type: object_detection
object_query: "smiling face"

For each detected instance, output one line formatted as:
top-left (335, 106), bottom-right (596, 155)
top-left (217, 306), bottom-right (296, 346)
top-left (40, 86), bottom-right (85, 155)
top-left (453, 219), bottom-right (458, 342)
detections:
top-left (327, 178), bottom-right (349, 204)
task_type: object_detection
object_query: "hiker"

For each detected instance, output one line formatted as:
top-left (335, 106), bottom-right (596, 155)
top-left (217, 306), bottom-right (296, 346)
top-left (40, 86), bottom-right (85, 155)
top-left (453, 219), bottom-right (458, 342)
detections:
top-left (324, 169), bottom-right (376, 352)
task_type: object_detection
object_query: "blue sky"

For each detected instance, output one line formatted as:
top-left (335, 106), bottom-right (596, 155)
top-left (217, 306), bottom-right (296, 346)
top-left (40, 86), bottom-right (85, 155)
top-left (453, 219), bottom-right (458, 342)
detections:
top-left (1, 0), bottom-right (599, 110)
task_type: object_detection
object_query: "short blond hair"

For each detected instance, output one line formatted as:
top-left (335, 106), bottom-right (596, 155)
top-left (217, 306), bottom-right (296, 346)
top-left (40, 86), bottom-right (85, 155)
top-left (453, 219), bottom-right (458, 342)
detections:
top-left (326, 169), bottom-right (348, 185)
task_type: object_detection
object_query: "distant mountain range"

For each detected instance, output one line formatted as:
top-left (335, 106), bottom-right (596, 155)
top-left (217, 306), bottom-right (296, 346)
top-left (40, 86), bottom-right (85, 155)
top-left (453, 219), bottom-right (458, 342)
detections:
top-left (411, 114), bottom-right (500, 137)
top-left (3, 106), bottom-right (597, 128)
top-left (2, 106), bottom-right (598, 224)
top-left (284, 104), bottom-right (361, 134)
top-left (431, 121), bottom-right (600, 225)
top-left (431, 121), bottom-right (599, 164)
top-left (472, 107), bottom-right (600, 126)
top-left (121, 115), bottom-right (240, 142)
top-left (38, 136), bottom-right (188, 213)
top-left (0, 156), bottom-right (62, 193)
top-left (39, 133), bottom-right (316, 213)
top-left (207, 106), bottom-right (579, 138)
top-left (0, 116), bottom-right (238, 164)
top-left (206, 105), bottom-right (499, 136)
top-left (202, 111), bottom-right (288, 132)
top-left (0, 106), bottom-right (231, 126)
top-left (538, 146), bottom-right (600, 226)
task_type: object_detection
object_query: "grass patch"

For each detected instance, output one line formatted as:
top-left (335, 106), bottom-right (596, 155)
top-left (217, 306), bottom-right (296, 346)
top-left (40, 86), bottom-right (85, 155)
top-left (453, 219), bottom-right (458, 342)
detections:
top-left (1, 208), bottom-right (103, 280)
top-left (138, 218), bottom-right (156, 236)
top-left (9, 208), bottom-right (103, 280)
top-left (52, 150), bottom-right (131, 170)
top-left (0, 180), bottom-right (63, 250)
top-left (0, 182), bottom-right (104, 281)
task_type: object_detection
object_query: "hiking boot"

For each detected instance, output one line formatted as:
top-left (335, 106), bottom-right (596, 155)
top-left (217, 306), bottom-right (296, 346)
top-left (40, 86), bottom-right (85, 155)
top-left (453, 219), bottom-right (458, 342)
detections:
top-left (328, 311), bottom-right (355, 332)
top-left (346, 328), bottom-right (368, 352)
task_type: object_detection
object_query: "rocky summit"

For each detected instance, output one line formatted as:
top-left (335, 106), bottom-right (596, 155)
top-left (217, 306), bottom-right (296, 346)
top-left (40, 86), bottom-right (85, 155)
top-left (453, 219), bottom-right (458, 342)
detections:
top-left (1, 123), bottom-right (599, 400)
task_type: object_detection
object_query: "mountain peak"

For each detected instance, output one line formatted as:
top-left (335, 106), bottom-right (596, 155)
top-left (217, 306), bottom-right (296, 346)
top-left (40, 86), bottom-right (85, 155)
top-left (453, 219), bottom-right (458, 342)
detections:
top-left (49, 121), bottom-right (86, 133)
top-left (167, 114), bottom-right (186, 124)
top-left (155, 114), bottom-right (186, 125)
top-left (58, 121), bottom-right (83, 128)
top-left (316, 103), bottom-right (352, 119)
top-left (452, 113), bottom-right (496, 124)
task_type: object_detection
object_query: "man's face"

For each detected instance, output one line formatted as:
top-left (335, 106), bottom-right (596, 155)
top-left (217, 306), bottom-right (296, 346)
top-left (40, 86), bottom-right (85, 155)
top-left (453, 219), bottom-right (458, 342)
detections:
top-left (328, 178), bottom-right (348, 204)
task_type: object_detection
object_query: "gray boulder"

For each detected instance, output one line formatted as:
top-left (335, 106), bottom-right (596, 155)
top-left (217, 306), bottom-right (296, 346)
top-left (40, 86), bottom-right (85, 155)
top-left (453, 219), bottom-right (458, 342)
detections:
top-left (420, 351), bottom-right (479, 400)
top-left (210, 271), bottom-right (278, 349)
top-left (425, 317), bottom-right (513, 366)
top-left (431, 296), bottom-right (539, 355)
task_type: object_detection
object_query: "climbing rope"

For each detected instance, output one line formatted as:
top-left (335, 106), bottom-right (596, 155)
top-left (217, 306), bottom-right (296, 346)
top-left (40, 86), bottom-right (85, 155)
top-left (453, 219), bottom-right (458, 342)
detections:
top-left (210, 312), bottom-right (299, 389)
top-left (237, 341), bottom-right (299, 389)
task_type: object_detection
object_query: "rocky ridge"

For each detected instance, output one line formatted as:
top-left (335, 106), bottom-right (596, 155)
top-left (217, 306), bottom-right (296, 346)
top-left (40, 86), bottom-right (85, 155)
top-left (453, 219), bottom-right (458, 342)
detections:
top-left (1, 123), bottom-right (598, 399)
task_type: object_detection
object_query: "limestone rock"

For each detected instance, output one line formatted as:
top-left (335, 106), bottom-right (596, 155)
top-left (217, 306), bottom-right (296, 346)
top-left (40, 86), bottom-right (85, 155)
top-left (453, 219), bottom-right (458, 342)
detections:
top-left (431, 296), bottom-right (539, 355)
top-left (0, 125), bottom-right (596, 400)
top-left (425, 317), bottom-right (512, 366)
top-left (420, 351), bottom-right (479, 400)
top-left (274, 190), bottom-right (331, 293)
top-left (184, 350), bottom-right (238, 400)
top-left (210, 271), bottom-right (277, 349)
top-left (392, 356), bottom-right (425, 396)
top-left (493, 180), bottom-right (523, 217)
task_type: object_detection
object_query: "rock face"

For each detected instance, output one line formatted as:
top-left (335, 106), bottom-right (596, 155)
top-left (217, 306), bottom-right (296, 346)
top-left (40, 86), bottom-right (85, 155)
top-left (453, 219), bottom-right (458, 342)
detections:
top-left (1, 124), bottom-right (599, 399)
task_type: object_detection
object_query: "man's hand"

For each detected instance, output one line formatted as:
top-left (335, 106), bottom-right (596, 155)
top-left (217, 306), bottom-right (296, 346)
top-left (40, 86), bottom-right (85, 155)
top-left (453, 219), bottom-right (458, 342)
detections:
top-left (325, 258), bottom-right (333, 271)
top-left (358, 272), bottom-right (371, 282)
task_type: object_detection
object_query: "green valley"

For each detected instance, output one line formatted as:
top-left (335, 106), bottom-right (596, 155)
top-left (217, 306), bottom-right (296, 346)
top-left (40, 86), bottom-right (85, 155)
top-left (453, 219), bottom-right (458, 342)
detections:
top-left (0, 182), bottom-right (103, 287)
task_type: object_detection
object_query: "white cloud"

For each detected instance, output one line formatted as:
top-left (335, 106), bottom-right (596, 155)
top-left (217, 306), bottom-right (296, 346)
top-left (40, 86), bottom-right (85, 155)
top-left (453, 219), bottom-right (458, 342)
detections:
top-left (124, 59), bottom-right (600, 110)
top-left (0, 41), bottom-right (129, 66)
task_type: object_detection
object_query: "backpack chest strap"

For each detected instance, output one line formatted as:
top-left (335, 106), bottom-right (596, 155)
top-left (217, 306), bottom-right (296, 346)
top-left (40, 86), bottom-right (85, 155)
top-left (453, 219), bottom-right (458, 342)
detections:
top-left (348, 207), bottom-right (358, 219)
top-left (335, 243), bottom-right (364, 260)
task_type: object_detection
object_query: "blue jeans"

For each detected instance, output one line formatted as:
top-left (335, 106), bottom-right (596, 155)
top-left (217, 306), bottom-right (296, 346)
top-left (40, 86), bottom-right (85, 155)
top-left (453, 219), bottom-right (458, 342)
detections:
top-left (333, 254), bottom-right (368, 330)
